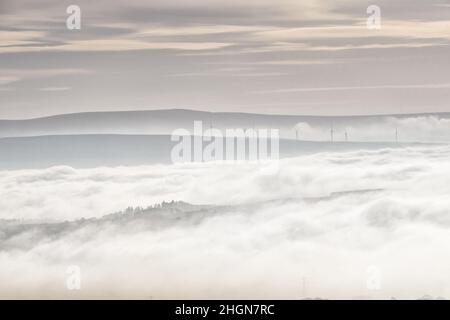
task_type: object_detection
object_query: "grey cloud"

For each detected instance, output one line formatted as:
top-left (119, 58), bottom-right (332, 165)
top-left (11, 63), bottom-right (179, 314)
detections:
top-left (0, 1), bottom-right (449, 117)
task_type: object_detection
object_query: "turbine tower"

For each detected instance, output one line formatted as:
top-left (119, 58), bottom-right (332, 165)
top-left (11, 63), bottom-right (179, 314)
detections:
top-left (330, 122), bottom-right (334, 143)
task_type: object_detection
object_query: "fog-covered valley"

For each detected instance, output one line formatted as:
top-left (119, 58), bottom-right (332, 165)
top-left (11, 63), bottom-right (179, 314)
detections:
top-left (1, 145), bottom-right (450, 299)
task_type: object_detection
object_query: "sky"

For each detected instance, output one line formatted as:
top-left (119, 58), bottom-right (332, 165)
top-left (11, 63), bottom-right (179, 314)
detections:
top-left (0, 0), bottom-right (449, 119)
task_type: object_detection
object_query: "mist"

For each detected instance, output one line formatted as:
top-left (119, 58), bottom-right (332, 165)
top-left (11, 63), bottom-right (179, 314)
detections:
top-left (296, 116), bottom-right (450, 142)
top-left (1, 145), bottom-right (450, 299)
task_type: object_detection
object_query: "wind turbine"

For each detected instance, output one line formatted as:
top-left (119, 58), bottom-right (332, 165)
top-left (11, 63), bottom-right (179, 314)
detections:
top-left (330, 122), bottom-right (334, 142)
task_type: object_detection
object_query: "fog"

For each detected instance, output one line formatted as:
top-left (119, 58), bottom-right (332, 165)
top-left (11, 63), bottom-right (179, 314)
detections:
top-left (1, 145), bottom-right (450, 299)
top-left (296, 116), bottom-right (450, 142)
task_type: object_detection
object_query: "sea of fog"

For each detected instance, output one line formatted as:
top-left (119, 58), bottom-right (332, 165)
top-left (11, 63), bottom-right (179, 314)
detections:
top-left (1, 145), bottom-right (450, 299)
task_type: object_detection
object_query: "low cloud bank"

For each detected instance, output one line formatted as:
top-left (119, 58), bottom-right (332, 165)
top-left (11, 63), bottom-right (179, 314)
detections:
top-left (296, 116), bottom-right (450, 142)
top-left (1, 145), bottom-right (450, 298)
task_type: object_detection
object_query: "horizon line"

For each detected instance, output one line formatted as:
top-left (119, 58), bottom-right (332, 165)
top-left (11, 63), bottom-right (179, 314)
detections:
top-left (1, 108), bottom-right (450, 121)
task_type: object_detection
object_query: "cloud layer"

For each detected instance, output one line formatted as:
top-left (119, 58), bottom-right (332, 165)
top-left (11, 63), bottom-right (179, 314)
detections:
top-left (296, 116), bottom-right (450, 142)
top-left (1, 145), bottom-right (450, 298)
top-left (1, 0), bottom-right (450, 117)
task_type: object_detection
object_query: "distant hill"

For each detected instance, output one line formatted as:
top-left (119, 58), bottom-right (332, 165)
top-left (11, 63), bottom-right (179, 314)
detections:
top-left (1, 109), bottom-right (449, 138)
top-left (0, 134), bottom-right (430, 170)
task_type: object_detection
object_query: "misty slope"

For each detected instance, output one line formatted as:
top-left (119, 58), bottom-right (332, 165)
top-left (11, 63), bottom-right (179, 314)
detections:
top-left (1, 109), bottom-right (450, 138)
top-left (0, 193), bottom-right (384, 251)
top-left (0, 134), bottom-right (424, 169)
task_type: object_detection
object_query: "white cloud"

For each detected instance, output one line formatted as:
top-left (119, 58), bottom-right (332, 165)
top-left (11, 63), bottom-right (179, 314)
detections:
top-left (0, 76), bottom-right (20, 85)
top-left (255, 20), bottom-right (450, 42)
top-left (1, 145), bottom-right (450, 298)
top-left (0, 68), bottom-right (91, 85)
top-left (293, 116), bottom-right (450, 142)
top-left (38, 87), bottom-right (72, 91)
top-left (255, 83), bottom-right (450, 94)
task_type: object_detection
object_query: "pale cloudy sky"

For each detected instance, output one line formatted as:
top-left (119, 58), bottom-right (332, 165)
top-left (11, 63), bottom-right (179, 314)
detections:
top-left (0, 0), bottom-right (449, 118)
